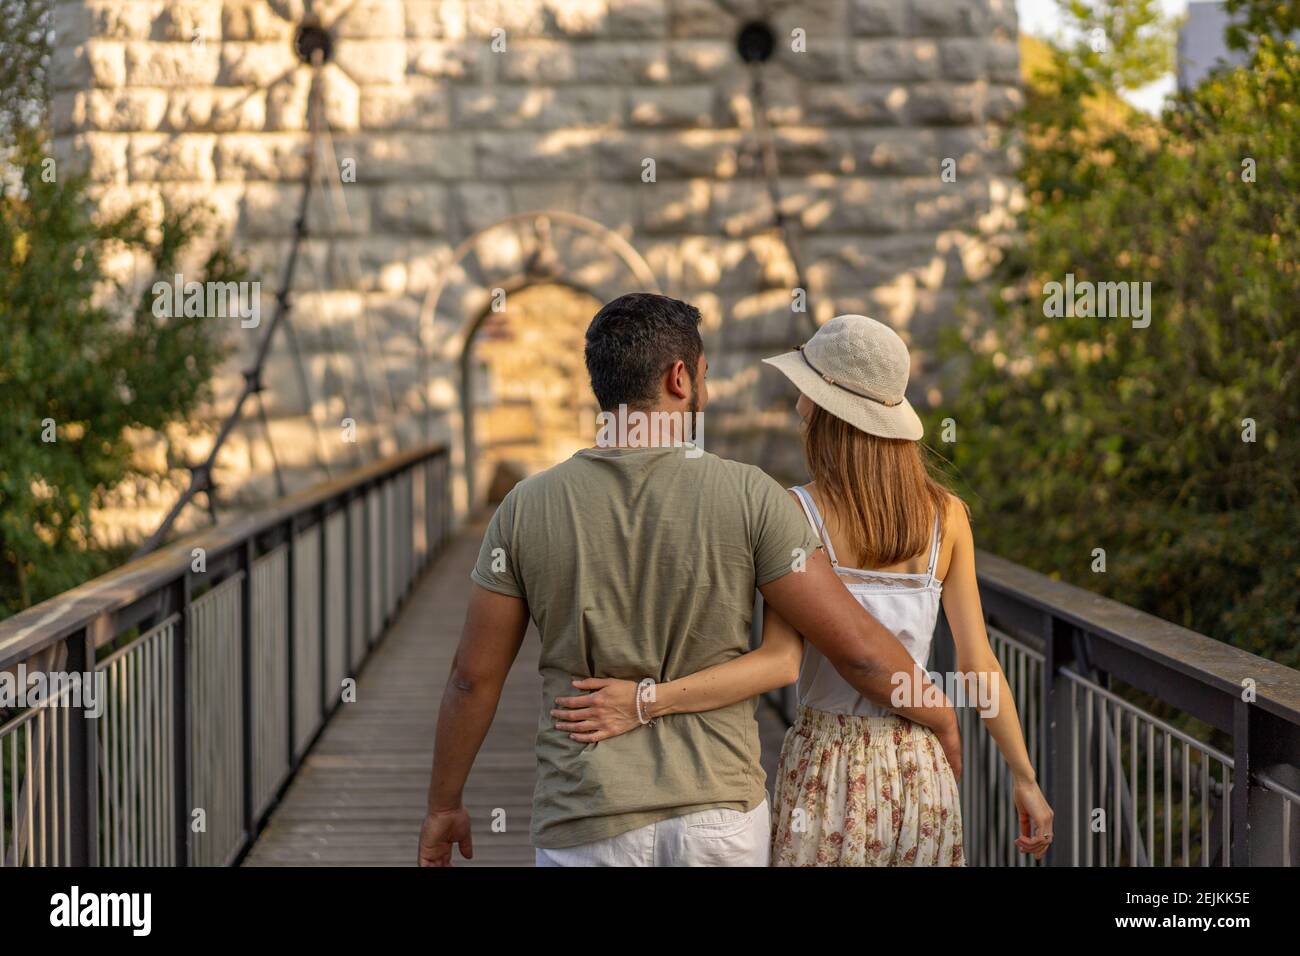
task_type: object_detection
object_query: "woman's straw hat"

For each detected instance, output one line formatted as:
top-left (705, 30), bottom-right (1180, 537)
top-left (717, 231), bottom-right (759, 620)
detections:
top-left (762, 314), bottom-right (923, 441)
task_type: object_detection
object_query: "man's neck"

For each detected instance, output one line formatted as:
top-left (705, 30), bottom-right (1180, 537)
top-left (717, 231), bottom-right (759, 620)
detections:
top-left (593, 402), bottom-right (701, 449)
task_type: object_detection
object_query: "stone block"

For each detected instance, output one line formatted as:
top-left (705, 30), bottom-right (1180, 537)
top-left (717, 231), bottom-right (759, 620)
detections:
top-left (166, 88), bottom-right (268, 132)
top-left (153, 2), bottom-right (222, 43)
top-left (640, 179), bottom-right (711, 233)
top-left (667, 40), bottom-right (732, 82)
top-left (852, 38), bottom-right (941, 81)
top-left (51, 40), bottom-right (127, 90)
top-left (218, 41), bottom-right (299, 87)
top-left (265, 70), bottom-right (311, 130)
top-left (907, 82), bottom-right (983, 125)
top-left (408, 40), bottom-right (484, 81)
top-left (601, 130), bottom-right (744, 180)
top-left (125, 41), bottom-right (221, 86)
top-left (478, 130), bottom-right (601, 180)
top-left (215, 133), bottom-right (311, 181)
top-left (333, 0), bottom-right (406, 38)
top-left (56, 132), bottom-right (130, 184)
top-left (499, 40), bottom-right (577, 83)
top-left (803, 83), bottom-right (907, 125)
top-left (856, 128), bottom-right (943, 174)
top-left (335, 132), bottom-right (474, 181)
top-left (222, 1), bottom-right (296, 41)
top-left (454, 87), bottom-right (621, 130)
top-left (334, 40), bottom-right (409, 86)
top-left (86, 89), bottom-right (168, 131)
top-left (573, 41), bottom-right (671, 84)
top-left (464, 0), bottom-right (546, 35)
top-left (987, 39), bottom-right (1021, 83)
top-left (607, 0), bottom-right (669, 38)
top-left (129, 133), bottom-right (216, 181)
top-left (940, 38), bottom-right (987, 80)
top-left (908, 0), bottom-right (989, 37)
top-left (372, 183), bottom-right (448, 235)
top-left (669, 0), bottom-right (734, 38)
top-left (359, 80), bottom-right (450, 130)
top-left (405, 0), bottom-right (460, 38)
top-left (848, 0), bottom-right (906, 35)
top-left (626, 87), bottom-right (715, 128)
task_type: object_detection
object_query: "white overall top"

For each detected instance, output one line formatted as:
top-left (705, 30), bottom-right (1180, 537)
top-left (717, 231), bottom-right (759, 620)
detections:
top-left (790, 485), bottom-right (943, 718)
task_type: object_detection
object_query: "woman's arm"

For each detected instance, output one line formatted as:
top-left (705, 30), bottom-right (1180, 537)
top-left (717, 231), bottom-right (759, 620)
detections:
top-left (942, 497), bottom-right (1054, 858)
top-left (550, 602), bottom-right (803, 743)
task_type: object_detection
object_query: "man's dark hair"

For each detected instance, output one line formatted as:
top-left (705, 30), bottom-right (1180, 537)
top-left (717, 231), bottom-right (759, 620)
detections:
top-left (584, 293), bottom-right (703, 410)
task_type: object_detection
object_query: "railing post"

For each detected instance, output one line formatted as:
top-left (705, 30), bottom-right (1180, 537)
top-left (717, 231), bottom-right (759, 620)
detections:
top-left (319, 504), bottom-right (330, 720)
top-left (1044, 616), bottom-right (1076, 867)
top-left (285, 517), bottom-right (298, 766)
top-left (173, 573), bottom-right (192, 866)
top-left (67, 622), bottom-right (102, 866)
top-left (239, 538), bottom-right (255, 840)
top-left (343, 493), bottom-right (354, 677)
top-left (1231, 698), bottom-right (1253, 865)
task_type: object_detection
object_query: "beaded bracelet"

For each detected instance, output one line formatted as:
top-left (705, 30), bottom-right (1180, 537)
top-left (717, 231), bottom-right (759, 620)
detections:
top-left (636, 678), bottom-right (657, 727)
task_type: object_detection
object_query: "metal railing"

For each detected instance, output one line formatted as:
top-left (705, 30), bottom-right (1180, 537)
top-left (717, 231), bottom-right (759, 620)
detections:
top-left (933, 551), bottom-right (1300, 867)
top-left (0, 444), bottom-right (450, 866)
top-left (765, 550), bottom-right (1300, 867)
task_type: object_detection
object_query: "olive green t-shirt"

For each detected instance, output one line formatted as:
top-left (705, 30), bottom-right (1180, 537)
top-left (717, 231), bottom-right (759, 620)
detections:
top-left (470, 445), bottom-right (822, 849)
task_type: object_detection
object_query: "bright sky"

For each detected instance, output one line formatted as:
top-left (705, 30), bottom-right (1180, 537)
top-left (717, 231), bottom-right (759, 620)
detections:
top-left (1016, 0), bottom-right (1192, 112)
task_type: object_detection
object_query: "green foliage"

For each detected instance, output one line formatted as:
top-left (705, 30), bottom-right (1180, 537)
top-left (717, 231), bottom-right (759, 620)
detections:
top-left (933, 7), bottom-right (1300, 665)
top-left (0, 0), bottom-right (51, 144)
top-left (1058, 0), bottom-right (1180, 91)
top-left (0, 130), bottom-right (247, 614)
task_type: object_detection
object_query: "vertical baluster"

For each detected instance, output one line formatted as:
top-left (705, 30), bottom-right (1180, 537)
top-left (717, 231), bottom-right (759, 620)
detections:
top-left (1129, 712), bottom-right (1137, 866)
top-left (1200, 753), bottom-right (1209, 866)
top-left (1221, 763), bottom-right (1230, 867)
top-left (1170, 733), bottom-right (1180, 868)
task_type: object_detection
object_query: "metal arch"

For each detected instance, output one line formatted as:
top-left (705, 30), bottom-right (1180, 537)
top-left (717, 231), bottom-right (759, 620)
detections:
top-left (416, 210), bottom-right (661, 440)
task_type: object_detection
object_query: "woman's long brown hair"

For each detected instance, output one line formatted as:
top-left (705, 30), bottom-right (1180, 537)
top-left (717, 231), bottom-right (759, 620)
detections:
top-left (802, 403), bottom-right (957, 569)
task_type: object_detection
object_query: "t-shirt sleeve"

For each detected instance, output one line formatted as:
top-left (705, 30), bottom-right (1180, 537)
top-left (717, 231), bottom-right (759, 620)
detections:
top-left (469, 490), bottom-right (525, 599)
top-left (750, 470), bottom-right (823, 586)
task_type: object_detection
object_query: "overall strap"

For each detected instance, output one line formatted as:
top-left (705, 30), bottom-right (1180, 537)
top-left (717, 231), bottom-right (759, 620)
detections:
top-left (924, 512), bottom-right (943, 585)
top-left (790, 485), bottom-right (840, 567)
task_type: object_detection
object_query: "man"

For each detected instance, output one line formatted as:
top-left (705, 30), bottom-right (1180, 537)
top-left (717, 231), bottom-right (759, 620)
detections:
top-left (418, 293), bottom-right (959, 867)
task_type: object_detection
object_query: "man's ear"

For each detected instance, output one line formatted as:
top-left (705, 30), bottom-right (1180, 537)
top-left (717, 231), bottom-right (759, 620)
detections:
top-left (664, 359), bottom-right (690, 401)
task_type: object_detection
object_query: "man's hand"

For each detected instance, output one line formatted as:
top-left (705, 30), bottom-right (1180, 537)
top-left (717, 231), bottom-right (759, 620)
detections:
top-left (418, 806), bottom-right (473, 866)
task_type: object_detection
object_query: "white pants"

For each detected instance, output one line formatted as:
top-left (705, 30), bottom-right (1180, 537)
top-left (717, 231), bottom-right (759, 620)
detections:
top-left (535, 801), bottom-right (770, 867)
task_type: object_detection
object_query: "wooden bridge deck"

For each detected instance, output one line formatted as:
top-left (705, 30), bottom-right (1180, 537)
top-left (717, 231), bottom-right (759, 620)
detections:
top-left (244, 522), bottom-right (789, 867)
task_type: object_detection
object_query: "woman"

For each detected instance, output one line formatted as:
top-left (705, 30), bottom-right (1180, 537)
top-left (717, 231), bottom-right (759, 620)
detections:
top-left (551, 314), bottom-right (1053, 866)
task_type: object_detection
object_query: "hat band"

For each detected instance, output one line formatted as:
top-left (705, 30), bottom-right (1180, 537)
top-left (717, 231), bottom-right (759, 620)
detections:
top-left (797, 345), bottom-right (903, 408)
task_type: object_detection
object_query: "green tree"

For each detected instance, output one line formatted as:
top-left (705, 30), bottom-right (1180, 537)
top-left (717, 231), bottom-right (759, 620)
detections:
top-left (0, 130), bottom-right (247, 614)
top-left (934, 3), bottom-right (1299, 665)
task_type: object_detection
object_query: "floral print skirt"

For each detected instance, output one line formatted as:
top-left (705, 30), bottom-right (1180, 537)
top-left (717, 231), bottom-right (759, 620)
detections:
top-left (770, 706), bottom-right (964, 866)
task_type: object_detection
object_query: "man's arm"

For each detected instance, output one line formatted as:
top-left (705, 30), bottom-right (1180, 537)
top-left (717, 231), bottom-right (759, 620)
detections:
top-left (418, 584), bottom-right (530, 866)
top-left (759, 551), bottom-right (961, 778)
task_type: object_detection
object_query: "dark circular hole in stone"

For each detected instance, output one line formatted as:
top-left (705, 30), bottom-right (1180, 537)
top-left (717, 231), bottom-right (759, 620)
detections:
top-left (294, 21), bottom-right (334, 65)
top-left (736, 20), bottom-right (776, 63)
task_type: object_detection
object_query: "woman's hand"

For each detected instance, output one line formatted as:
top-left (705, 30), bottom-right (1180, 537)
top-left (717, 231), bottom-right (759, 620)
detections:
top-left (551, 677), bottom-right (642, 743)
top-left (1013, 777), bottom-right (1054, 859)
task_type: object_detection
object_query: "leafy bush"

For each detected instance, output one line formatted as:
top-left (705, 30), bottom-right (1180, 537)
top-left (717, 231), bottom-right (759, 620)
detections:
top-left (932, 12), bottom-right (1299, 665)
top-left (0, 131), bottom-right (247, 615)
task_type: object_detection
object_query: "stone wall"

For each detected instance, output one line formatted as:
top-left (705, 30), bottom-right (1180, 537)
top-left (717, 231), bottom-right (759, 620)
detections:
top-left (49, 0), bottom-right (1020, 529)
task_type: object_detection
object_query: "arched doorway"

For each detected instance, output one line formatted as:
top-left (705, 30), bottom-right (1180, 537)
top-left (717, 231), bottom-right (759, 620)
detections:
top-left (418, 211), bottom-right (660, 518)
top-left (462, 283), bottom-right (603, 504)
